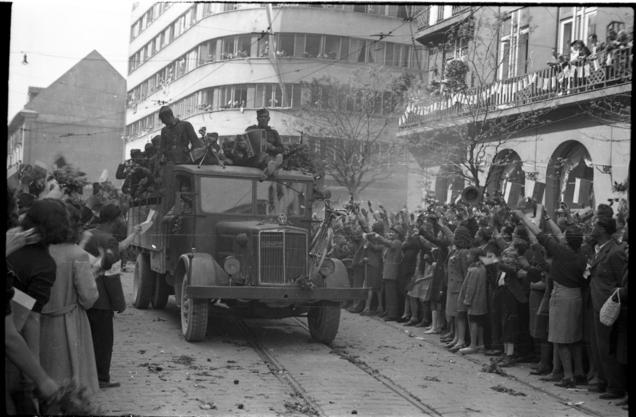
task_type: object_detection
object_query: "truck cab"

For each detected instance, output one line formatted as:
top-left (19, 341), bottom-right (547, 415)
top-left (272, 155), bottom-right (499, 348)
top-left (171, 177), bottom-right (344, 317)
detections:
top-left (128, 164), bottom-right (366, 343)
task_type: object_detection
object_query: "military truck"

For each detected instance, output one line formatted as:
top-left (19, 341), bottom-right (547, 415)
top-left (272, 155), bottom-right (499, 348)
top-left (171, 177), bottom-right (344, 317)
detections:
top-left (127, 163), bottom-right (366, 344)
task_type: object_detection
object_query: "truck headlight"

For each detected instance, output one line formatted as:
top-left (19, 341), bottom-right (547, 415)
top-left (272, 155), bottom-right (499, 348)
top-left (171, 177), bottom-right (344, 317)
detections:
top-left (318, 258), bottom-right (335, 276)
top-left (224, 256), bottom-right (240, 275)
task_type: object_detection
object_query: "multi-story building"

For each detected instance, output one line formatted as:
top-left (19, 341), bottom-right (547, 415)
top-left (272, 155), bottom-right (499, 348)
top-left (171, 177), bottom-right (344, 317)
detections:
top-left (399, 5), bottom-right (632, 215)
top-left (7, 50), bottom-right (126, 187)
top-left (125, 2), bottom-right (427, 210)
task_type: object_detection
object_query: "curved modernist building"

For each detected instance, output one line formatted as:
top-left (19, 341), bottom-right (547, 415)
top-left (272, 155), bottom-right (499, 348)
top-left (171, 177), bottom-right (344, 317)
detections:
top-left (125, 2), bottom-right (426, 208)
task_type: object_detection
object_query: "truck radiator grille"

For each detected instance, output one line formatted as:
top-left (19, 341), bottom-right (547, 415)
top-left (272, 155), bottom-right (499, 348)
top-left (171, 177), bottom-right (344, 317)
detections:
top-left (259, 231), bottom-right (307, 285)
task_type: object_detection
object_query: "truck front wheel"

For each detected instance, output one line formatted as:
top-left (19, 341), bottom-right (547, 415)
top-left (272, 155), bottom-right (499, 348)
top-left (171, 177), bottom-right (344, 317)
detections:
top-left (180, 273), bottom-right (209, 342)
top-left (133, 253), bottom-right (155, 309)
top-left (307, 301), bottom-right (341, 344)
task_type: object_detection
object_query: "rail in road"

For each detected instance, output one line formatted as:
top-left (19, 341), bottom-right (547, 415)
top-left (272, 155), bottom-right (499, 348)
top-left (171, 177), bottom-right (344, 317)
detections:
top-left (234, 316), bottom-right (441, 417)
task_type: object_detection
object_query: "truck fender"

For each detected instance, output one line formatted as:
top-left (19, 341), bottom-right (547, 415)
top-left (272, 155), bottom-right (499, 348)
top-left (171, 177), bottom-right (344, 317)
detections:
top-left (174, 253), bottom-right (229, 288)
top-left (324, 257), bottom-right (350, 288)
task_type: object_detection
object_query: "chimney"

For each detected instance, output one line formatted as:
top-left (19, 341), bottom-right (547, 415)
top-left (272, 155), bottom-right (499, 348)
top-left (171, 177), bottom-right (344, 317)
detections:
top-left (28, 86), bottom-right (44, 102)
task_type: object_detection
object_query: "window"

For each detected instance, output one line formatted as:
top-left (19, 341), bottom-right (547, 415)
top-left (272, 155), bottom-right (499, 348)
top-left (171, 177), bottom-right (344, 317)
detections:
top-left (368, 41), bottom-right (385, 64)
top-left (353, 4), bottom-right (365, 12)
top-left (276, 34), bottom-right (294, 57)
top-left (340, 38), bottom-right (349, 60)
top-left (200, 177), bottom-right (253, 214)
top-left (324, 35), bottom-right (339, 59)
top-left (498, 9), bottom-right (529, 79)
top-left (294, 34), bottom-right (305, 58)
top-left (305, 34), bottom-right (321, 58)
top-left (559, 18), bottom-right (573, 56)
top-left (237, 35), bottom-right (251, 57)
top-left (186, 49), bottom-right (198, 72)
top-left (222, 36), bottom-right (235, 59)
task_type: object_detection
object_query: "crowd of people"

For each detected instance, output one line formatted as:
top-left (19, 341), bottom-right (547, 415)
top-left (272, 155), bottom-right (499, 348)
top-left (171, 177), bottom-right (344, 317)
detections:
top-left (6, 179), bottom-right (138, 414)
top-left (550, 29), bottom-right (633, 93)
top-left (326, 194), bottom-right (628, 409)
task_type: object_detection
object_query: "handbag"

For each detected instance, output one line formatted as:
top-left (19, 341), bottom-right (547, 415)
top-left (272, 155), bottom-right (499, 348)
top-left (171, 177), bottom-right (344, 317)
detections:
top-left (599, 288), bottom-right (621, 327)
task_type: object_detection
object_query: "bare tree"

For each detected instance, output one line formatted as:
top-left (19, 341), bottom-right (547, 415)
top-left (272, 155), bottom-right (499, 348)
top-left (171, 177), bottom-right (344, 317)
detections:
top-left (288, 67), bottom-right (413, 200)
top-left (403, 11), bottom-right (548, 191)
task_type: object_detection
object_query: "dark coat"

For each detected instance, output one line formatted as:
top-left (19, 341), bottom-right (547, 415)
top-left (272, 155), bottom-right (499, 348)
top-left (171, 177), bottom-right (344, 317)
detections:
top-left (83, 228), bottom-right (122, 311)
top-left (589, 239), bottom-right (627, 312)
top-left (160, 119), bottom-right (203, 164)
top-left (6, 244), bottom-right (57, 312)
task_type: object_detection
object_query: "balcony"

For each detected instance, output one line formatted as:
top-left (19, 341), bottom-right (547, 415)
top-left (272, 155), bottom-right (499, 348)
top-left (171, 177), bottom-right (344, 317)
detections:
top-left (399, 47), bottom-right (632, 131)
top-left (415, 5), bottom-right (471, 42)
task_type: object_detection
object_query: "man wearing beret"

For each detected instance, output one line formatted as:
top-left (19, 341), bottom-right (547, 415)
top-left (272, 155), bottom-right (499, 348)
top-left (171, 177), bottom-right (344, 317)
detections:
top-left (586, 211), bottom-right (627, 399)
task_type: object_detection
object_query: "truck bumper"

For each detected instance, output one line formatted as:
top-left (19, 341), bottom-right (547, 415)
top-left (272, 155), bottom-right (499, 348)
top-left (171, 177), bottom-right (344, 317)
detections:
top-left (185, 286), bottom-right (368, 302)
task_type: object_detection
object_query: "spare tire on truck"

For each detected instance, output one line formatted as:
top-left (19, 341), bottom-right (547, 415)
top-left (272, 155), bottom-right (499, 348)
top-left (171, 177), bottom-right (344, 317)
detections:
top-left (307, 301), bottom-right (341, 344)
top-left (133, 253), bottom-right (155, 309)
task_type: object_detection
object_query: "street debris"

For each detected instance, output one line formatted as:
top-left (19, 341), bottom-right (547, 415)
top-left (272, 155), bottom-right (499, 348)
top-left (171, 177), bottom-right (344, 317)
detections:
top-left (152, 317), bottom-right (166, 322)
top-left (197, 399), bottom-right (217, 410)
top-left (565, 401), bottom-right (585, 406)
top-left (233, 379), bottom-right (240, 384)
top-left (490, 384), bottom-right (526, 396)
top-left (139, 362), bottom-right (163, 372)
top-left (237, 403), bottom-right (244, 409)
top-left (172, 355), bottom-right (195, 366)
top-left (283, 400), bottom-right (318, 415)
top-left (138, 349), bottom-right (146, 355)
top-left (481, 358), bottom-right (508, 376)
top-left (423, 376), bottom-right (440, 382)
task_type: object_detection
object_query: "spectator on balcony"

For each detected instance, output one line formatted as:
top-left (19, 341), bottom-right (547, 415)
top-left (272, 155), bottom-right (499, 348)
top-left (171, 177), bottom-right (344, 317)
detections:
top-left (570, 40), bottom-right (591, 83)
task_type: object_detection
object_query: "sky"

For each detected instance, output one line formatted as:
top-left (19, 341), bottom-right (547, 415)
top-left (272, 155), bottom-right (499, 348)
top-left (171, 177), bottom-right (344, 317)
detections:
top-left (7, 0), bottom-right (133, 121)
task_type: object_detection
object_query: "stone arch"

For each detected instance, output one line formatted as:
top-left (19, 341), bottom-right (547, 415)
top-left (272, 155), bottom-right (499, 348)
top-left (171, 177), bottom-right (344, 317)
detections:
top-left (485, 149), bottom-right (525, 202)
top-left (545, 140), bottom-right (594, 215)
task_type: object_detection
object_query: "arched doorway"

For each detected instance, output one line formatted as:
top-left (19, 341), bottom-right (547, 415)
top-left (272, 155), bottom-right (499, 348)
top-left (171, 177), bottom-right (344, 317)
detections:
top-left (545, 141), bottom-right (594, 215)
top-left (486, 149), bottom-right (525, 205)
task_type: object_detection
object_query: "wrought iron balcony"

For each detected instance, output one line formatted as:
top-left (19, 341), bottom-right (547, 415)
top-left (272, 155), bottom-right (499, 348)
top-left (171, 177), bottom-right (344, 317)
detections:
top-left (399, 47), bottom-right (632, 129)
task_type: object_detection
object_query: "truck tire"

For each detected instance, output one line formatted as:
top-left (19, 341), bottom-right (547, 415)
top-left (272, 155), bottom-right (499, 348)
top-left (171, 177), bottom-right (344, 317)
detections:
top-left (151, 274), bottom-right (170, 310)
top-left (133, 253), bottom-right (155, 309)
top-left (180, 274), bottom-right (208, 342)
top-left (307, 301), bottom-right (341, 344)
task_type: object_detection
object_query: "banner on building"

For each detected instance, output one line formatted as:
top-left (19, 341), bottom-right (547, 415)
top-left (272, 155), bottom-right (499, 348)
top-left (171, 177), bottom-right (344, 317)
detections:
top-left (503, 181), bottom-right (524, 207)
top-left (564, 177), bottom-right (592, 206)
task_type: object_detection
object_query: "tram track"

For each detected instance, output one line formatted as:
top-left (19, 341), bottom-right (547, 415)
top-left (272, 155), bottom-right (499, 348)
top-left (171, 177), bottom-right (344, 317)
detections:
top-left (234, 314), bottom-right (441, 416)
top-left (293, 317), bottom-right (443, 417)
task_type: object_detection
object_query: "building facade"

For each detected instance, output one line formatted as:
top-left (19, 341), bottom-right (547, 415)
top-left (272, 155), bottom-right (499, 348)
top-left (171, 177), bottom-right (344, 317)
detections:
top-left (399, 5), bottom-right (632, 215)
top-left (125, 2), bottom-right (426, 210)
top-left (7, 50), bottom-right (126, 186)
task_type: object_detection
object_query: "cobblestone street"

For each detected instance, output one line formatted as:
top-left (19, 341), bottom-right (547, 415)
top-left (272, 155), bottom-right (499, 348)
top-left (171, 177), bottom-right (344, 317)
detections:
top-left (91, 269), bottom-right (627, 417)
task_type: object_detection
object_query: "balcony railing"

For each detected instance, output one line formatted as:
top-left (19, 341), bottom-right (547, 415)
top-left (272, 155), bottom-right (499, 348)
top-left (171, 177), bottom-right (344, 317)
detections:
top-left (399, 47), bottom-right (632, 128)
top-left (415, 6), bottom-right (430, 30)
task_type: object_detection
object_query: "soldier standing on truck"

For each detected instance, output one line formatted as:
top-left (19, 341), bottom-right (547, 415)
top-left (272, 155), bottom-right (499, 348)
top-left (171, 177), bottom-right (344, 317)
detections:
top-left (157, 106), bottom-right (203, 210)
top-left (246, 108), bottom-right (285, 179)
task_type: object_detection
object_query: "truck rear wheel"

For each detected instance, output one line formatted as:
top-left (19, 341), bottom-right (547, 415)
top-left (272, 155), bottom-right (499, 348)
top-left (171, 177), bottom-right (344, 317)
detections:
top-left (133, 253), bottom-right (155, 309)
top-left (151, 274), bottom-right (170, 310)
top-left (180, 274), bottom-right (208, 342)
top-left (307, 301), bottom-right (341, 344)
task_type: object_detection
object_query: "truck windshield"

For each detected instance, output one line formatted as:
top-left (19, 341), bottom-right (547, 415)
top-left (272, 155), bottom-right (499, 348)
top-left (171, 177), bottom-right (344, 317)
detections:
top-left (256, 180), bottom-right (307, 217)
top-left (200, 177), bottom-right (253, 214)
top-left (199, 177), bottom-right (308, 216)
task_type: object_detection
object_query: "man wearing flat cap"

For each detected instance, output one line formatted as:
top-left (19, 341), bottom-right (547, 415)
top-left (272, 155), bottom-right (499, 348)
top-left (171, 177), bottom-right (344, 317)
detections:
top-left (586, 208), bottom-right (627, 399)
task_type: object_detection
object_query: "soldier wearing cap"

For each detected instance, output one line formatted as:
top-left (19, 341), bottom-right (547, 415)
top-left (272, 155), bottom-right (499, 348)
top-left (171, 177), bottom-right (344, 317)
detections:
top-left (158, 106), bottom-right (203, 165)
top-left (246, 108), bottom-right (285, 177)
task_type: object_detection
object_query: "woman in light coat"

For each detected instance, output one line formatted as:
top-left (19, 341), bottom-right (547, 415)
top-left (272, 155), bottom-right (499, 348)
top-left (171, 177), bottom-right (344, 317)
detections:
top-left (40, 201), bottom-right (99, 394)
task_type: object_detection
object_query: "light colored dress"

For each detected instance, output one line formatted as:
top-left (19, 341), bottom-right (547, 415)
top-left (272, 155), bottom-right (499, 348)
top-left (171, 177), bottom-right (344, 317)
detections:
top-left (40, 243), bottom-right (99, 394)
